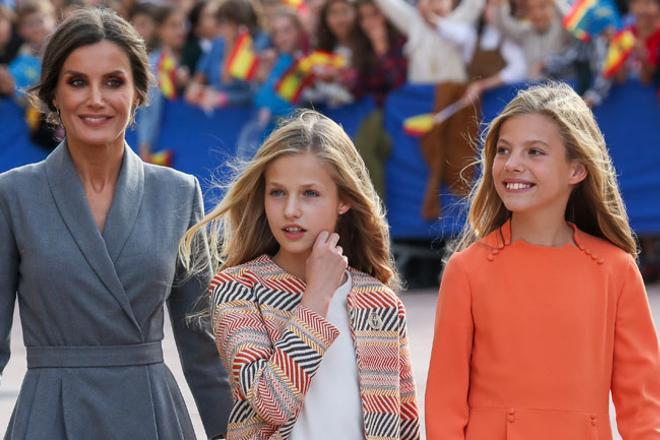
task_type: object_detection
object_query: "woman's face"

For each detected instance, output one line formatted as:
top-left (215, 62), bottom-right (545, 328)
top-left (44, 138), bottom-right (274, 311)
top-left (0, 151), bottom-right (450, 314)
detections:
top-left (158, 11), bottom-right (187, 50)
top-left (53, 40), bottom-right (138, 152)
top-left (358, 3), bottom-right (385, 34)
top-left (0, 16), bottom-right (12, 46)
top-left (326, 0), bottom-right (356, 42)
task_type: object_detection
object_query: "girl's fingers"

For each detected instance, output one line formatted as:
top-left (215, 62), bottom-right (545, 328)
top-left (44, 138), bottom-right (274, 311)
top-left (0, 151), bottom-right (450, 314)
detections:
top-left (336, 245), bottom-right (343, 255)
top-left (327, 232), bottom-right (340, 248)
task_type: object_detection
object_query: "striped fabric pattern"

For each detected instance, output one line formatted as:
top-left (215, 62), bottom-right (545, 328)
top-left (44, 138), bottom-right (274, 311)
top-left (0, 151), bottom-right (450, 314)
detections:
top-left (210, 255), bottom-right (420, 440)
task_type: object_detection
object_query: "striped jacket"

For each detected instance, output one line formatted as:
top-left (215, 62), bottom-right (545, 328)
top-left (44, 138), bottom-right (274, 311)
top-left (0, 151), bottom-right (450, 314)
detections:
top-left (209, 255), bottom-right (420, 440)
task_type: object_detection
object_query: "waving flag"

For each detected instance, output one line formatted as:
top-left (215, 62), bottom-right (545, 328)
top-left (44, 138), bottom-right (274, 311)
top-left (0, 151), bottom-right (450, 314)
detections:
top-left (602, 29), bottom-right (635, 78)
top-left (563, 0), bottom-right (621, 40)
top-left (157, 50), bottom-right (177, 99)
top-left (275, 61), bottom-right (313, 103)
top-left (226, 32), bottom-right (259, 81)
top-left (297, 51), bottom-right (347, 74)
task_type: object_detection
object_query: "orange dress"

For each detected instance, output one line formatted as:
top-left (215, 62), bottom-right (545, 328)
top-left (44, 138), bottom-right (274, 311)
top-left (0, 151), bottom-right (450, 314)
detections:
top-left (425, 220), bottom-right (660, 439)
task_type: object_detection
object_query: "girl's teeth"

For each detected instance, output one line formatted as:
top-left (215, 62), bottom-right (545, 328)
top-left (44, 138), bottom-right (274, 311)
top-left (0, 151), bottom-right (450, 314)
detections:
top-left (506, 182), bottom-right (531, 190)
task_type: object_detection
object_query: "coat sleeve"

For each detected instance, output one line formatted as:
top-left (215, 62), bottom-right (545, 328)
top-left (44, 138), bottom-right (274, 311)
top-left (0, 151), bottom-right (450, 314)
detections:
top-left (0, 201), bottom-right (19, 382)
top-left (167, 177), bottom-right (233, 439)
top-left (611, 256), bottom-right (660, 438)
top-left (211, 273), bottom-right (339, 427)
top-left (372, 0), bottom-right (417, 37)
top-left (397, 299), bottom-right (421, 440)
top-left (425, 255), bottom-right (473, 439)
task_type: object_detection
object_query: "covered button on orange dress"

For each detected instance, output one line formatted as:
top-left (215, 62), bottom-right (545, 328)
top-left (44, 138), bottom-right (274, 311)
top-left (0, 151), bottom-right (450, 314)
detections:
top-left (425, 220), bottom-right (660, 440)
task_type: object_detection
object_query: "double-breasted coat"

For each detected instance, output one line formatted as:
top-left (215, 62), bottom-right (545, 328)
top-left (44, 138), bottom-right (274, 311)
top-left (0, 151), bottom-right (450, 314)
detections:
top-left (0, 143), bottom-right (232, 439)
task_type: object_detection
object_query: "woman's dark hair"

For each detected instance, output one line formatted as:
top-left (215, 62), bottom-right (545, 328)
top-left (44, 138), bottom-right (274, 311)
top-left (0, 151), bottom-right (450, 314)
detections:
top-left (317, 0), bottom-right (369, 73)
top-left (30, 7), bottom-right (151, 124)
top-left (354, 0), bottom-right (403, 76)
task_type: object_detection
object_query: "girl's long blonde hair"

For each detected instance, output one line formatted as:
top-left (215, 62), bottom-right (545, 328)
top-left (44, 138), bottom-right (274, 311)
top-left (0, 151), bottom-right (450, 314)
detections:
top-left (451, 82), bottom-right (637, 256)
top-left (180, 109), bottom-right (400, 291)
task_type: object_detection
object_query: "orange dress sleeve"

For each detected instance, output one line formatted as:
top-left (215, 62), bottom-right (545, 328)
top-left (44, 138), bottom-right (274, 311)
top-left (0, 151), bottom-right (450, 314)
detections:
top-left (611, 256), bottom-right (660, 438)
top-left (425, 255), bottom-right (474, 439)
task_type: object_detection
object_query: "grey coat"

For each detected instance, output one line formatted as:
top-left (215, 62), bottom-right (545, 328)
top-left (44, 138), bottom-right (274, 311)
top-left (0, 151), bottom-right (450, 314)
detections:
top-left (0, 143), bottom-right (232, 439)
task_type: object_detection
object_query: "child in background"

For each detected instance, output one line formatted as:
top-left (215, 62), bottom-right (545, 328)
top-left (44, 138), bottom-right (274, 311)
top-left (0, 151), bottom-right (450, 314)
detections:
top-left (181, 0), bottom-right (220, 77)
top-left (180, 110), bottom-right (420, 440)
top-left (236, 6), bottom-right (307, 159)
top-left (425, 82), bottom-right (660, 438)
top-left (136, 4), bottom-right (188, 160)
top-left (185, 0), bottom-right (267, 113)
top-left (130, 2), bottom-right (159, 52)
top-left (7, 0), bottom-right (57, 149)
top-left (303, 0), bottom-right (366, 107)
top-left (0, 5), bottom-right (21, 96)
top-left (351, 0), bottom-right (407, 198)
top-left (491, 0), bottom-right (570, 78)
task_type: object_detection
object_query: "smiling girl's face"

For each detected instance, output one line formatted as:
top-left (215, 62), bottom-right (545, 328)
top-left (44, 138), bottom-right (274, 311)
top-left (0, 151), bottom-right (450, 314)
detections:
top-left (492, 113), bottom-right (586, 220)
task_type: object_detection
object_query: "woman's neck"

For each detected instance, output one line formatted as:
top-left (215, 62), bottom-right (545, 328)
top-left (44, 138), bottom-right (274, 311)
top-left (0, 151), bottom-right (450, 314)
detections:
top-left (510, 213), bottom-right (574, 247)
top-left (67, 139), bottom-right (124, 191)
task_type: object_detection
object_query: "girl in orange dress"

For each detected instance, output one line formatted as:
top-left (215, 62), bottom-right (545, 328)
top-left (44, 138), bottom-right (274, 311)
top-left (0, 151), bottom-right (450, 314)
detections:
top-left (425, 82), bottom-right (660, 439)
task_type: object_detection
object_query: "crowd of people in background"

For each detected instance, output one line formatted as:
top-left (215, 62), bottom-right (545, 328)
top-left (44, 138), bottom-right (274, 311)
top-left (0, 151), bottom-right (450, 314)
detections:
top-left (1, 0), bottom-right (658, 150)
top-left (0, 0), bottom-right (659, 280)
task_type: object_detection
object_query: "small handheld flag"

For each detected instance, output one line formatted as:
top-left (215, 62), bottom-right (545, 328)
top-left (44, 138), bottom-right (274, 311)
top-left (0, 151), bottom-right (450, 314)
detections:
top-left (602, 29), bottom-right (635, 78)
top-left (226, 32), bottom-right (260, 81)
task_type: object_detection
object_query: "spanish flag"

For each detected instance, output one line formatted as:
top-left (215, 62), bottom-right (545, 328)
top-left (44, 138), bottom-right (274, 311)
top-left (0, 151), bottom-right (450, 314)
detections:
top-left (157, 49), bottom-right (178, 99)
top-left (226, 32), bottom-right (259, 81)
top-left (282, 0), bottom-right (304, 10)
top-left (602, 29), bottom-right (635, 78)
top-left (275, 61), bottom-right (313, 103)
top-left (403, 113), bottom-right (435, 137)
top-left (297, 51), bottom-right (347, 74)
top-left (147, 149), bottom-right (174, 167)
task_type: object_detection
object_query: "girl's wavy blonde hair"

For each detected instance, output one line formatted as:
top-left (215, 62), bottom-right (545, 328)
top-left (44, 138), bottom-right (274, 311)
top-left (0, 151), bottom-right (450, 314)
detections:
top-left (180, 109), bottom-right (400, 291)
top-left (451, 82), bottom-right (637, 256)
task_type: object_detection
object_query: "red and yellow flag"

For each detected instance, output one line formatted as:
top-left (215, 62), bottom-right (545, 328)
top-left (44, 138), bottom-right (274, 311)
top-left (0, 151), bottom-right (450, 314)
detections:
top-left (602, 29), bottom-right (635, 78)
top-left (157, 50), bottom-right (178, 99)
top-left (147, 149), bottom-right (174, 167)
top-left (275, 61), bottom-right (314, 103)
top-left (403, 113), bottom-right (435, 137)
top-left (297, 51), bottom-right (347, 74)
top-left (282, 0), bottom-right (304, 10)
top-left (226, 32), bottom-right (259, 81)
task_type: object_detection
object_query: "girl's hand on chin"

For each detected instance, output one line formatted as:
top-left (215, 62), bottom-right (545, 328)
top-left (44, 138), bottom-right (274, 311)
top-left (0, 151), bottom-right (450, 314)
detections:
top-left (301, 231), bottom-right (348, 317)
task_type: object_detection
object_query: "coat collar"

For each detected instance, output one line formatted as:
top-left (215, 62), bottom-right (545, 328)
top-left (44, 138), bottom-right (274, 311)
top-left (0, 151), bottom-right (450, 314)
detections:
top-left (45, 142), bottom-right (144, 334)
top-left (481, 218), bottom-right (604, 264)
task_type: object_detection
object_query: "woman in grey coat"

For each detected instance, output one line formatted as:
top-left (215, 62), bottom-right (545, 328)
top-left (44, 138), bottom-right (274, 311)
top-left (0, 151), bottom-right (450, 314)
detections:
top-left (0, 8), bottom-right (231, 439)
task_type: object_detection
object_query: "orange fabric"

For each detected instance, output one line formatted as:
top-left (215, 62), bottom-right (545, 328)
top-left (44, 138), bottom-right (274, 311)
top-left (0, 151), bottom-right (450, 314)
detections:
top-left (425, 220), bottom-right (660, 439)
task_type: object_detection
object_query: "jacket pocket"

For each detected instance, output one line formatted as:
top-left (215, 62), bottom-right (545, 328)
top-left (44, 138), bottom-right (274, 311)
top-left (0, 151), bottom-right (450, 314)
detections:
top-left (503, 408), bottom-right (609, 440)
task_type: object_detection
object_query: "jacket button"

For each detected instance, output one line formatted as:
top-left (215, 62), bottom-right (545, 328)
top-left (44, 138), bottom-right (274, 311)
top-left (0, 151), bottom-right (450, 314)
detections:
top-left (507, 409), bottom-right (515, 423)
top-left (590, 415), bottom-right (597, 426)
top-left (487, 254), bottom-right (495, 262)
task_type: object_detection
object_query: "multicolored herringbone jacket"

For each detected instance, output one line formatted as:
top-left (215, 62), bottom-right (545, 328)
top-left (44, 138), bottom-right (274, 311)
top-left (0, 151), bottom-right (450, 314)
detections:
top-left (209, 255), bottom-right (420, 440)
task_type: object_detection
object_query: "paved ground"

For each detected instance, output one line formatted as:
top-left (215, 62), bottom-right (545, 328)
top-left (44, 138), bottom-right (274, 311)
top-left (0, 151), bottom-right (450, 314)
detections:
top-left (2, 284), bottom-right (659, 439)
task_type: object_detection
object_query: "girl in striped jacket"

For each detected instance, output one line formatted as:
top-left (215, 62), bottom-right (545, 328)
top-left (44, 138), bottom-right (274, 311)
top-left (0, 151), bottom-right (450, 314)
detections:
top-left (180, 110), bottom-right (420, 440)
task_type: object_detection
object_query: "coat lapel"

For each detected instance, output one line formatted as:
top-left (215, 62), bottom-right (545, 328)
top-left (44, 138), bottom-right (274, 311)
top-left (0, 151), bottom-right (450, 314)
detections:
top-left (45, 143), bottom-right (142, 333)
top-left (102, 145), bottom-right (144, 264)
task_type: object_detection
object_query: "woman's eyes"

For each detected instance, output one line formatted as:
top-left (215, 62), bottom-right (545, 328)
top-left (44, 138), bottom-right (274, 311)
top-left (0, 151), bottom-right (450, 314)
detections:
top-left (67, 77), bottom-right (124, 88)
top-left (268, 189), bottom-right (320, 197)
top-left (495, 146), bottom-right (546, 156)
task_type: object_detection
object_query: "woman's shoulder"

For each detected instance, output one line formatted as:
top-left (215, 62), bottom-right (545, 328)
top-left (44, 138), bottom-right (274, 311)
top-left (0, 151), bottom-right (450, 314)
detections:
top-left (142, 159), bottom-right (198, 190)
top-left (210, 255), bottom-right (274, 289)
top-left (0, 158), bottom-right (47, 205)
